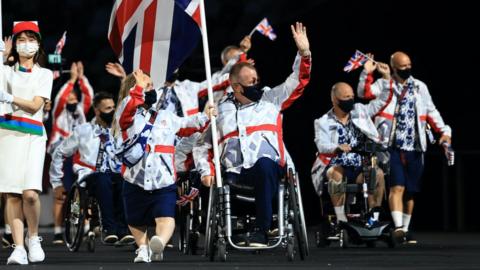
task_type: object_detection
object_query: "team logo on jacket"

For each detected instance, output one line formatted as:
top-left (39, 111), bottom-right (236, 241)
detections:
top-left (161, 120), bottom-right (167, 127)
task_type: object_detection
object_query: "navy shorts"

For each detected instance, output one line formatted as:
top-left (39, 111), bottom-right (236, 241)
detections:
top-left (389, 148), bottom-right (424, 193)
top-left (122, 181), bottom-right (177, 226)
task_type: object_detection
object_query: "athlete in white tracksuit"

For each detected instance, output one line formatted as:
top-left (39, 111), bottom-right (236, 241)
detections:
top-left (195, 22), bottom-right (311, 246)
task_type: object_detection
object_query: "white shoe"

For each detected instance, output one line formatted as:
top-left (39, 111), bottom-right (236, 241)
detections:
top-left (134, 245), bottom-right (150, 263)
top-left (149, 236), bottom-right (164, 262)
top-left (6, 245), bottom-right (28, 265)
top-left (25, 236), bottom-right (45, 263)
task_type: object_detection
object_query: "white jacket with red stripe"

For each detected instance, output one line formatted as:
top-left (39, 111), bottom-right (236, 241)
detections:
top-left (49, 121), bottom-right (120, 189)
top-left (171, 54), bottom-right (248, 172)
top-left (116, 85), bottom-right (210, 190)
top-left (194, 53), bottom-right (311, 177)
top-left (311, 84), bottom-right (391, 196)
top-left (357, 70), bottom-right (452, 151)
top-left (48, 77), bottom-right (94, 154)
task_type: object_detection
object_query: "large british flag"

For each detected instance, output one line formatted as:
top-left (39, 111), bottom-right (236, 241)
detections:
top-left (343, 50), bottom-right (368, 73)
top-left (108, 0), bottom-right (201, 87)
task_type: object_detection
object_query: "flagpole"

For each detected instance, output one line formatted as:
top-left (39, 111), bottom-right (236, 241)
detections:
top-left (248, 24), bottom-right (258, 37)
top-left (199, 0), bottom-right (223, 188)
top-left (357, 50), bottom-right (376, 63)
top-left (0, 0), bottom-right (3, 64)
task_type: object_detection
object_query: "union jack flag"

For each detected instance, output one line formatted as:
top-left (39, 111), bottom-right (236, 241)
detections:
top-left (176, 187), bottom-right (199, 206)
top-left (343, 50), bottom-right (368, 73)
top-left (108, 0), bottom-right (201, 87)
top-left (52, 31), bottom-right (67, 80)
top-left (254, 18), bottom-right (277, 41)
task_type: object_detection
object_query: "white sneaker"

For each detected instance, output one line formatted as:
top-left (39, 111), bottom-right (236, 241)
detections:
top-left (134, 245), bottom-right (150, 263)
top-left (6, 245), bottom-right (28, 265)
top-left (149, 236), bottom-right (164, 262)
top-left (25, 236), bottom-right (45, 263)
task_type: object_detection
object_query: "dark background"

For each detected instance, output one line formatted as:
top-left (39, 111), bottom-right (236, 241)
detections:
top-left (3, 0), bottom-right (478, 231)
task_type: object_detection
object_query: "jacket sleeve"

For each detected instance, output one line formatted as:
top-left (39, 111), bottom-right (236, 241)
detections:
top-left (262, 53), bottom-right (311, 111)
top-left (78, 76), bottom-right (94, 114)
top-left (360, 79), bottom-right (393, 117)
top-left (117, 85), bottom-right (144, 131)
top-left (173, 111), bottom-right (210, 137)
top-left (357, 69), bottom-right (383, 100)
top-left (49, 128), bottom-right (81, 189)
top-left (421, 83), bottom-right (452, 137)
top-left (52, 81), bottom-right (74, 120)
top-left (314, 118), bottom-right (338, 154)
top-left (193, 126), bottom-right (215, 178)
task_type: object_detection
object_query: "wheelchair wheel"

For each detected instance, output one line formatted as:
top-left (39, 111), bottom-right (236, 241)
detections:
top-left (286, 236), bottom-right (295, 261)
top-left (294, 173), bottom-right (310, 255)
top-left (340, 229), bottom-right (349, 249)
top-left (64, 184), bottom-right (87, 252)
top-left (178, 205), bottom-right (190, 254)
top-left (205, 186), bottom-right (219, 261)
top-left (87, 231), bottom-right (95, 252)
top-left (287, 172), bottom-right (308, 260)
top-left (217, 238), bottom-right (227, 262)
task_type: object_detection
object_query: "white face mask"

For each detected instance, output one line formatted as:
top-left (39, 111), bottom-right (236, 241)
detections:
top-left (16, 42), bottom-right (39, 57)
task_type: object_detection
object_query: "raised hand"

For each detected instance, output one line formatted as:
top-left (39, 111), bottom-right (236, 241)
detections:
top-left (105, 62), bottom-right (127, 79)
top-left (69, 62), bottom-right (78, 83)
top-left (3, 36), bottom-right (12, 57)
top-left (291, 22), bottom-right (310, 57)
top-left (364, 53), bottom-right (377, 73)
top-left (376, 62), bottom-right (391, 80)
top-left (77, 61), bottom-right (84, 80)
top-left (133, 69), bottom-right (152, 89)
top-left (239, 35), bottom-right (252, 53)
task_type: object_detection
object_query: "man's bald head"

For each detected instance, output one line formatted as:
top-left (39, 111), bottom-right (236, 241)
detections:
top-left (331, 82), bottom-right (355, 114)
top-left (390, 51), bottom-right (412, 70)
top-left (331, 82), bottom-right (354, 101)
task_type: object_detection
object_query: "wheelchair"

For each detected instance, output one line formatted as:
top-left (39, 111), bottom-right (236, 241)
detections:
top-left (204, 167), bottom-right (309, 262)
top-left (63, 176), bottom-right (100, 252)
top-left (176, 171), bottom-right (203, 255)
top-left (315, 140), bottom-right (395, 248)
top-left (63, 173), bottom-right (129, 252)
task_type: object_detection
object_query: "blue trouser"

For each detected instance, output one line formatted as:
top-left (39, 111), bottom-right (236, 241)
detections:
top-left (226, 158), bottom-right (282, 232)
top-left (87, 173), bottom-right (128, 236)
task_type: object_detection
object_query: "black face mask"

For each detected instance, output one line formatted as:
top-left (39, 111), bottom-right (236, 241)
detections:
top-left (240, 83), bottom-right (263, 102)
top-left (66, 103), bottom-right (78, 113)
top-left (99, 111), bottom-right (114, 126)
top-left (144, 90), bottom-right (157, 106)
top-left (337, 98), bottom-right (355, 113)
top-left (396, 68), bottom-right (412, 80)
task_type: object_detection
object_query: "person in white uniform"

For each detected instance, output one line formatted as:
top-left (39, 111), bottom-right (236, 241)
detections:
top-left (0, 21), bottom-right (53, 265)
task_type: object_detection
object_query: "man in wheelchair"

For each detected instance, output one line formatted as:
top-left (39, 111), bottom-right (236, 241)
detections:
top-left (196, 22), bottom-right (311, 248)
top-left (312, 79), bottom-right (392, 227)
top-left (50, 92), bottom-right (134, 245)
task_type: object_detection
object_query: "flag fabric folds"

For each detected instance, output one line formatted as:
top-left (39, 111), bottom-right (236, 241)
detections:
top-left (108, 0), bottom-right (201, 87)
top-left (343, 50), bottom-right (368, 73)
top-left (254, 18), bottom-right (277, 41)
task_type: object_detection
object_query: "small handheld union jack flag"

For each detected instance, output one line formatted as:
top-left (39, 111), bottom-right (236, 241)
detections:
top-left (250, 18), bottom-right (277, 41)
top-left (176, 187), bottom-right (200, 206)
top-left (53, 31), bottom-right (67, 80)
top-left (343, 50), bottom-right (369, 73)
